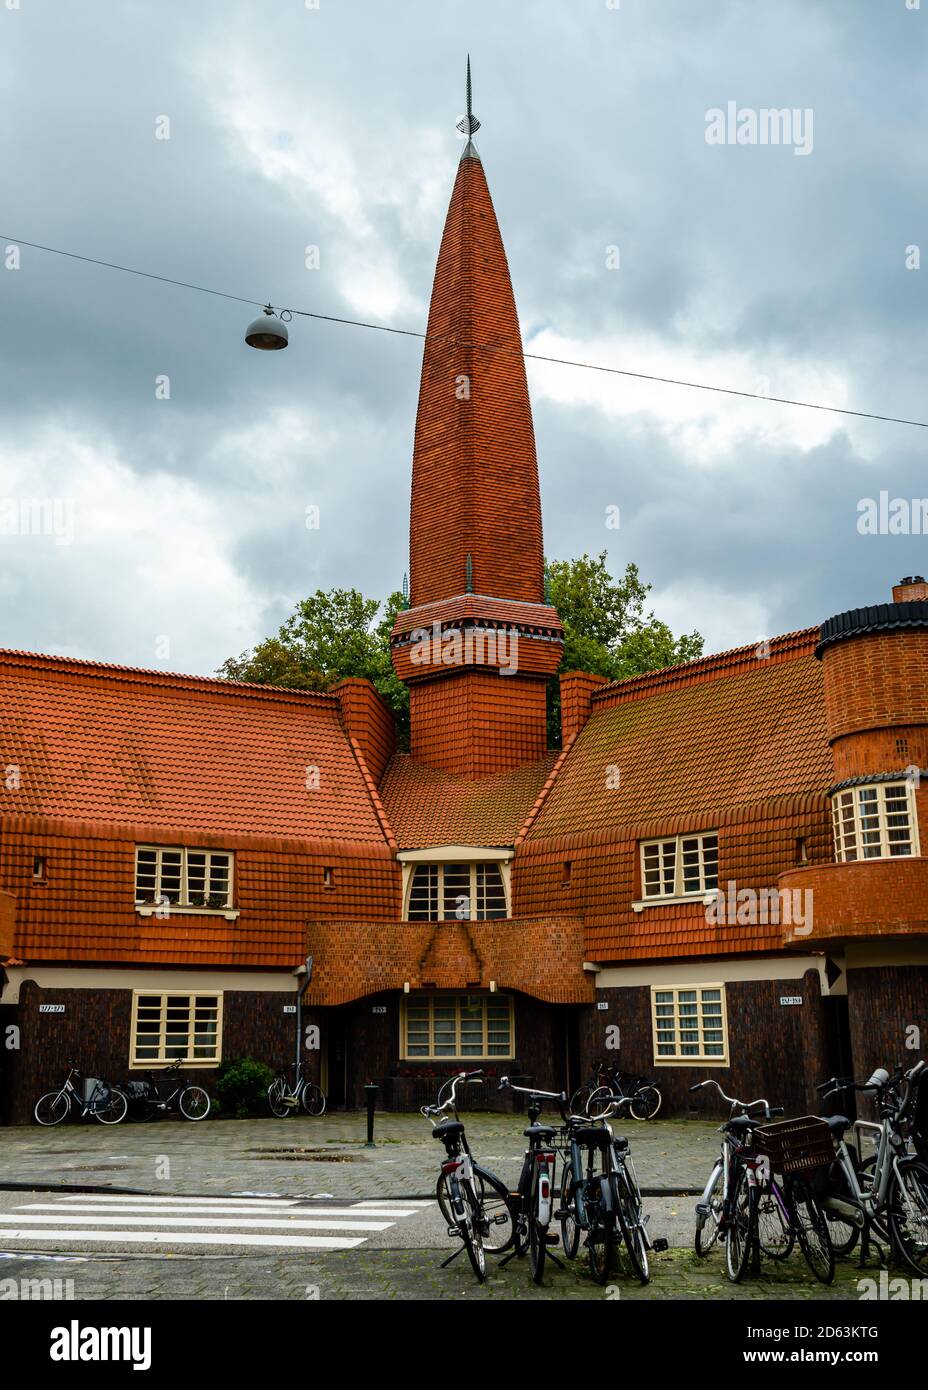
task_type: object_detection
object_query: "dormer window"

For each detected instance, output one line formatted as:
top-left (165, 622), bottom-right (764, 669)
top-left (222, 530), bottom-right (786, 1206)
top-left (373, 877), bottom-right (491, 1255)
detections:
top-left (399, 848), bottom-right (511, 921)
top-left (135, 846), bottom-right (233, 910)
top-left (831, 781), bottom-right (919, 862)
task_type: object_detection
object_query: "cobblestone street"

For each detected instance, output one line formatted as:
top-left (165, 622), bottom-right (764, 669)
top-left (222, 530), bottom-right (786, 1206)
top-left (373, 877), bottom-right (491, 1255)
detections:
top-left (0, 1113), bottom-right (883, 1301)
top-left (0, 1112), bottom-right (718, 1200)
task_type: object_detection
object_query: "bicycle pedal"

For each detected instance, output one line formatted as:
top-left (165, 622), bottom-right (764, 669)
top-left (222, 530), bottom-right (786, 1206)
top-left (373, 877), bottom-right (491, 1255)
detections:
top-left (652, 1237), bottom-right (669, 1252)
top-left (544, 1232), bottom-right (560, 1246)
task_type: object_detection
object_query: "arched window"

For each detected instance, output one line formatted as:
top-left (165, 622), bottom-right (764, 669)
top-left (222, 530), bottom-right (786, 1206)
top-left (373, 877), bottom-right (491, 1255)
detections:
top-left (406, 861), bottom-right (508, 921)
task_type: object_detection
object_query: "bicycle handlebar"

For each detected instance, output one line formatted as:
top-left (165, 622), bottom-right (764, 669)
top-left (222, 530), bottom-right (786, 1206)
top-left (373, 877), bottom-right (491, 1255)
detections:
top-left (689, 1078), bottom-right (773, 1116)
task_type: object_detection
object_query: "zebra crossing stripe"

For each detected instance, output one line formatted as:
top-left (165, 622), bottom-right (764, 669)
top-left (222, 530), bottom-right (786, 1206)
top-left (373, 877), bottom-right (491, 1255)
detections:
top-left (0, 1229), bottom-right (365, 1251)
top-left (0, 1214), bottom-right (393, 1233)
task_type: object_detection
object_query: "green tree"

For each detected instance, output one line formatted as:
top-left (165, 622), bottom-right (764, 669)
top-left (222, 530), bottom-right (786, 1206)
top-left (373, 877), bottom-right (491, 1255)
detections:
top-left (218, 587), bottom-right (411, 743)
top-left (545, 552), bottom-right (703, 744)
top-left (219, 556), bottom-right (701, 754)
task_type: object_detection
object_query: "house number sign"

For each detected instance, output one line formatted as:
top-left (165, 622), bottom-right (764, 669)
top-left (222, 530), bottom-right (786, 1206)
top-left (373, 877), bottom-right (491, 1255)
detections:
top-left (39, 1004), bottom-right (65, 1014)
top-left (282, 1005), bottom-right (297, 1014)
top-left (779, 996), bottom-right (803, 1006)
top-left (372, 1006), bottom-right (387, 1014)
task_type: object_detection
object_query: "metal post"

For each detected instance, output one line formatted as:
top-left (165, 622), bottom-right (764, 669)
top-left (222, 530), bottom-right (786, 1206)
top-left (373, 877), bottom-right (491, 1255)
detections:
top-left (364, 1083), bottom-right (378, 1147)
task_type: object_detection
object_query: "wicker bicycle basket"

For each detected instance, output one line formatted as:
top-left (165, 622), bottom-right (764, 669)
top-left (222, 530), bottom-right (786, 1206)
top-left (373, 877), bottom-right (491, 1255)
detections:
top-left (754, 1115), bottom-right (834, 1175)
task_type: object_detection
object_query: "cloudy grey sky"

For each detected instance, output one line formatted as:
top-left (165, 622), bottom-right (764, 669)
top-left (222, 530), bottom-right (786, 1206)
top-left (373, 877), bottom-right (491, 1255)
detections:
top-left (1, 0), bottom-right (926, 674)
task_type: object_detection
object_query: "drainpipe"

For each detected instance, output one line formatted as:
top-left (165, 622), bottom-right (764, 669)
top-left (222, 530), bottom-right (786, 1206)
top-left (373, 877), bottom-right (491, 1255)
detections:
top-left (293, 956), bottom-right (313, 1071)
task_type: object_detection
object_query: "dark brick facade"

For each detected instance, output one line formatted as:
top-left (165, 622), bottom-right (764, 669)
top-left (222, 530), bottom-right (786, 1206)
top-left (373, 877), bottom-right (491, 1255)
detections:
top-left (578, 968), bottom-right (835, 1119)
top-left (0, 980), bottom-right (296, 1125)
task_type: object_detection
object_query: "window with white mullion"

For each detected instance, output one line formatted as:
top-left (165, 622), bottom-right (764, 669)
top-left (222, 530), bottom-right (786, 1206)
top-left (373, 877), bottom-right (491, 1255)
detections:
top-left (134, 846), bottom-right (233, 909)
top-left (405, 861), bottom-right (509, 921)
top-left (641, 833), bottom-right (718, 899)
top-left (831, 782), bottom-right (918, 862)
top-left (651, 985), bottom-right (728, 1065)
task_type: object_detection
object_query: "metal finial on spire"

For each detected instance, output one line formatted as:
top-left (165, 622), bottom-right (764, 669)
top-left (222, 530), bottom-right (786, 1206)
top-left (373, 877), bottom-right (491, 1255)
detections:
top-left (455, 55), bottom-right (481, 140)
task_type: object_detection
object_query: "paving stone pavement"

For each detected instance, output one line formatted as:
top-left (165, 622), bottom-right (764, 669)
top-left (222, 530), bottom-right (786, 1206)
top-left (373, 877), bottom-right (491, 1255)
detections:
top-left (0, 1244), bottom-right (873, 1301)
top-left (0, 1113), bottom-right (720, 1198)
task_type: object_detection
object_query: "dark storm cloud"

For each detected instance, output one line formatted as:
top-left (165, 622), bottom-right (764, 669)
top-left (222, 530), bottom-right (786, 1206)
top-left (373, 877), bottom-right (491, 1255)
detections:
top-left (0, 0), bottom-right (925, 671)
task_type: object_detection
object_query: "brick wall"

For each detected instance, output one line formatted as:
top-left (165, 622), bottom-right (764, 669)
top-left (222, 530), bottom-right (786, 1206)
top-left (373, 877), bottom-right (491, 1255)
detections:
top-left (582, 969), bottom-right (828, 1118)
top-left (1, 979), bottom-right (296, 1125)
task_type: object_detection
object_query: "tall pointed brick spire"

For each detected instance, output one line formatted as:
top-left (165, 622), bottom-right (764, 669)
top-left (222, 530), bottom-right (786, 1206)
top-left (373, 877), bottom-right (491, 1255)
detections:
top-left (409, 89), bottom-right (544, 605)
top-left (391, 67), bottom-right (562, 779)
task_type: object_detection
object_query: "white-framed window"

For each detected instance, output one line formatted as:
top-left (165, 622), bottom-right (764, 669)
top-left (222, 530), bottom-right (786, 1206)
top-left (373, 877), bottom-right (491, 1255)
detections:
top-left (135, 847), bottom-right (233, 909)
top-left (831, 782), bottom-right (920, 862)
top-left (400, 993), bottom-right (514, 1060)
top-left (640, 833), bottom-right (718, 900)
top-left (130, 991), bottom-right (223, 1066)
top-left (405, 862), bottom-right (508, 921)
top-left (651, 985), bottom-right (728, 1065)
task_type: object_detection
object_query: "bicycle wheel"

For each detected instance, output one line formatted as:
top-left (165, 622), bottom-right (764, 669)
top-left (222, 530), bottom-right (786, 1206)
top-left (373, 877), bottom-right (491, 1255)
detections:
top-left (587, 1087), bottom-right (614, 1119)
top-left (822, 1158), bottom-right (861, 1258)
top-left (528, 1162), bottom-right (550, 1285)
top-left (695, 1162), bottom-right (724, 1257)
top-left (889, 1160), bottom-right (928, 1277)
top-left (301, 1083), bottom-right (327, 1117)
top-left (611, 1169), bottom-right (649, 1283)
top-left (725, 1165), bottom-right (755, 1283)
top-left (267, 1080), bottom-right (291, 1118)
top-left (439, 1173), bottom-right (485, 1283)
top-left (95, 1088), bottom-right (128, 1124)
top-left (585, 1179), bottom-right (615, 1285)
top-left (34, 1090), bottom-right (70, 1126)
top-left (560, 1162), bottom-right (580, 1259)
top-left (629, 1086), bottom-right (662, 1121)
top-left (436, 1164), bottom-right (515, 1254)
top-left (756, 1180), bottom-right (794, 1260)
top-left (570, 1085), bottom-right (593, 1116)
top-left (789, 1177), bottom-right (835, 1284)
top-left (179, 1085), bottom-right (210, 1120)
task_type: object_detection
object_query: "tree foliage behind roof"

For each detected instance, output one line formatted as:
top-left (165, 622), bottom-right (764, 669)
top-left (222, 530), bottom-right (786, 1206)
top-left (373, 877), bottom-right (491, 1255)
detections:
top-left (218, 554), bottom-right (703, 751)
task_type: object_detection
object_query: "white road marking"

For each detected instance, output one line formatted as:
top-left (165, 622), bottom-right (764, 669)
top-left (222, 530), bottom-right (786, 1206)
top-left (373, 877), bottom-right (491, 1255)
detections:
top-left (56, 1194), bottom-right (300, 1207)
top-left (0, 1214), bottom-right (392, 1232)
top-left (19, 1204), bottom-right (416, 1219)
top-left (0, 1229), bottom-right (365, 1251)
top-left (0, 1195), bottom-right (427, 1254)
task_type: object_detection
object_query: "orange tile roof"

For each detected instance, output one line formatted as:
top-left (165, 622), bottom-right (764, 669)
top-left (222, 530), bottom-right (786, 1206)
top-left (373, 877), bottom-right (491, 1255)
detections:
top-left (0, 650), bottom-right (390, 843)
top-left (408, 149), bottom-right (545, 607)
top-left (380, 751), bottom-right (559, 848)
top-left (527, 636), bottom-right (830, 839)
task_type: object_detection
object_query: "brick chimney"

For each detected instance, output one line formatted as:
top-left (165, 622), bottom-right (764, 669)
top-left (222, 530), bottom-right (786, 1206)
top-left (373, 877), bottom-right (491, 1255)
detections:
top-left (560, 671), bottom-right (608, 741)
top-left (893, 575), bottom-right (928, 603)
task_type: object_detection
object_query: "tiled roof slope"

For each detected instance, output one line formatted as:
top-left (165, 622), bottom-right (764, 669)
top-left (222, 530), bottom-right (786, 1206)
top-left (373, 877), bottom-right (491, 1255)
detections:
top-left (0, 650), bottom-right (389, 843)
top-left (515, 634), bottom-right (834, 962)
top-left (527, 633), bottom-right (829, 837)
top-left (380, 751), bottom-right (559, 848)
top-left (408, 148), bottom-right (545, 607)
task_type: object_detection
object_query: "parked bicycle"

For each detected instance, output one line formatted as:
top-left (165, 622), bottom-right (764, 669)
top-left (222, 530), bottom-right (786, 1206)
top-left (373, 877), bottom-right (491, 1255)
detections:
top-left (422, 1069), bottom-right (511, 1282)
top-left (123, 1063), bottom-right (211, 1121)
top-left (34, 1065), bottom-right (128, 1126)
top-left (815, 1059), bottom-right (928, 1274)
top-left (557, 1092), bottom-right (665, 1285)
top-left (496, 1076), bottom-right (567, 1283)
top-left (691, 1078), bottom-right (834, 1284)
top-left (571, 1060), bottom-right (662, 1121)
top-left (267, 1061), bottom-right (327, 1117)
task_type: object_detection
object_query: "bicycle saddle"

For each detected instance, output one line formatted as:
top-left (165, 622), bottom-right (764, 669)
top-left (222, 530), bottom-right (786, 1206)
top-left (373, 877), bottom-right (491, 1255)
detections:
top-left (825, 1114), bottom-right (850, 1138)
top-left (431, 1120), bottom-right (465, 1141)
top-left (725, 1115), bottom-right (764, 1132)
top-left (573, 1125), bottom-right (612, 1149)
top-left (523, 1123), bottom-right (558, 1141)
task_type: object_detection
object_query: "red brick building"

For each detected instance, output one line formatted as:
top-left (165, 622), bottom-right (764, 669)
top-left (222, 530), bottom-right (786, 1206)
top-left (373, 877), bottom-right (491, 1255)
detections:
top-left (1, 125), bottom-right (926, 1122)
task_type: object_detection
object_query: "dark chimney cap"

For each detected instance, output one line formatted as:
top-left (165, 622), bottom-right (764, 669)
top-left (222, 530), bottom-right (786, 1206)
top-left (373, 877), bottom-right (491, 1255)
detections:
top-left (900, 576), bottom-right (925, 585)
